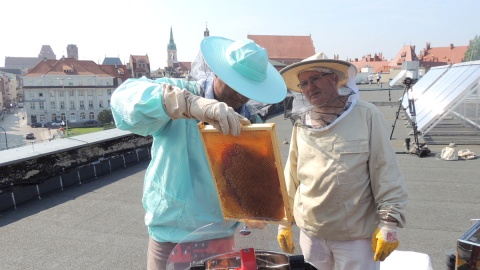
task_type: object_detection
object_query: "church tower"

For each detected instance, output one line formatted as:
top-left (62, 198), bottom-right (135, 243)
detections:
top-left (67, 44), bottom-right (78, 60)
top-left (167, 26), bottom-right (177, 68)
top-left (204, 23), bottom-right (210, 38)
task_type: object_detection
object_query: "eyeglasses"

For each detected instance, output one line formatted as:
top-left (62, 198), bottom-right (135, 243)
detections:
top-left (297, 73), bottom-right (331, 90)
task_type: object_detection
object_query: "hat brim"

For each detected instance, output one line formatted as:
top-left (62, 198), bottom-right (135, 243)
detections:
top-left (280, 59), bottom-right (355, 92)
top-left (201, 36), bottom-right (287, 104)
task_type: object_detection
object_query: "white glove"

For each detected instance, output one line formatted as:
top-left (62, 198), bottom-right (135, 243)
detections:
top-left (162, 85), bottom-right (250, 136)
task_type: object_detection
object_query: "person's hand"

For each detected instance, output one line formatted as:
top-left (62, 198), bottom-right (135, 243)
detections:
top-left (194, 100), bottom-right (251, 136)
top-left (162, 86), bottom-right (250, 136)
top-left (371, 220), bottom-right (399, 261)
top-left (277, 225), bottom-right (295, 254)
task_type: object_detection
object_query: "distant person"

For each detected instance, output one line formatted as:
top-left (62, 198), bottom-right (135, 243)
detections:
top-left (368, 73), bottom-right (373, 85)
top-left (277, 55), bottom-right (408, 270)
top-left (376, 72), bottom-right (382, 85)
top-left (110, 36), bottom-right (286, 270)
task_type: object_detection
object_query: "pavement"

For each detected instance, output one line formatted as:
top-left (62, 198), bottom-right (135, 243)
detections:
top-left (1, 87), bottom-right (479, 270)
top-left (0, 108), bottom-right (57, 151)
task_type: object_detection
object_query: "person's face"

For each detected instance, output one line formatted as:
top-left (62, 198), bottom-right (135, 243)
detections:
top-left (213, 77), bottom-right (250, 109)
top-left (297, 71), bottom-right (339, 106)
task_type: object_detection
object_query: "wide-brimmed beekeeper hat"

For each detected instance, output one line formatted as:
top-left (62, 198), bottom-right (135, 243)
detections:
top-left (201, 36), bottom-right (287, 104)
top-left (280, 54), bottom-right (357, 92)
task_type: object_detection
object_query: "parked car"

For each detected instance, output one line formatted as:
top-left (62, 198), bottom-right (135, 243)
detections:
top-left (46, 120), bottom-right (63, 127)
top-left (26, 133), bottom-right (35, 140)
top-left (30, 122), bottom-right (43, 128)
top-left (83, 120), bottom-right (101, 127)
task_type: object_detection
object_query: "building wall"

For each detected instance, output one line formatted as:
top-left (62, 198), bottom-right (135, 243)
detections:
top-left (23, 75), bottom-right (115, 124)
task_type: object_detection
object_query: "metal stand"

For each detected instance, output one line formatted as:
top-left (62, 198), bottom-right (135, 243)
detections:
top-left (390, 84), bottom-right (409, 140)
top-left (390, 78), bottom-right (430, 157)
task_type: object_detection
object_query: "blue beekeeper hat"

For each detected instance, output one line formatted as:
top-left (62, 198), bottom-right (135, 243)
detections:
top-left (201, 36), bottom-right (287, 104)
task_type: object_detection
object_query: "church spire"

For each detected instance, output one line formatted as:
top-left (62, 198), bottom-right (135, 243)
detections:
top-left (167, 26), bottom-right (177, 68)
top-left (167, 26), bottom-right (177, 50)
top-left (204, 22), bottom-right (210, 38)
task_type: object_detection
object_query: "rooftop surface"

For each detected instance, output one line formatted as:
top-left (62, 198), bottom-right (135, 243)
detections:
top-left (1, 86), bottom-right (479, 270)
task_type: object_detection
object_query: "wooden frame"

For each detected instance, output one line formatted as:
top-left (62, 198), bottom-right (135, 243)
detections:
top-left (198, 122), bottom-right (293, 225)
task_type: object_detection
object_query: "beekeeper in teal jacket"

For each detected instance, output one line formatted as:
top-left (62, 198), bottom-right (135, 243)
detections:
top-left (111, 36), bottom-right (286, 269)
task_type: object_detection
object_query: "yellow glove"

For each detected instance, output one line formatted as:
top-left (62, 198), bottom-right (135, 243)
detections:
top-left (277, 225), bottom-right (295, 254)
top-left (371, 221), bottom-right (399, 261)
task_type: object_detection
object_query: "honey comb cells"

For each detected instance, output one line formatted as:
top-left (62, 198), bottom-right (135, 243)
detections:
top-left (202, 129), bottom-right (285, 221)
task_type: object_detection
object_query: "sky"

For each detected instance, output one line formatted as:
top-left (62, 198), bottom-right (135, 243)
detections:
top-left (1, 0), bottom-right (479, 70)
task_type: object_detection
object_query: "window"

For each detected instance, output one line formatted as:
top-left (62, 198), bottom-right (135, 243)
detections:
top-left (29, 92), bottom-right (34, 98)
top-left (39, 92), bottom-right (43, 97)
top-left (60, 101), bottom-right (65, 109)
top-left (99, 100), bottom-right (103, 108)
top-left (51, 114), bottom-right (57, 121)
top-left (70, 101), bottom-right (75, 109)
top-left (50, 90), bottom-right (55, 97)
top-left (88, 100), bottom-right (94, 108)
top-left (98, 89), bottom-right (103, 96)
top-left (51, 101), bottom-right (56, 109)
top-left (60, 90), bottom-right (65, 97)
top-left (88, 89), bottom-right (93, 96)
top-left (79, 90), bottom-right (84, 96)
top-left (61, 113), bottom-right (66, 121)
top-left (39, 102), bottom-right (44, 109)
top-left (80, 100), bottom-right (84, 108)
top-left (70, 113), bottom-right (76, 121)
top-left (30, 102), bottom-right (35, 109)
top-left (70, 90), bottom-right (75, 96)
top-left (39, 115), bottom-right (46, 122)
top-left (108, 100), bottom-right (111, 107)
top-left (89, 112), bottom-right (95, 120)
top-left (107, 89), bottom-right (112, 95)
top-left (80, 112), bottom-right (86, 120)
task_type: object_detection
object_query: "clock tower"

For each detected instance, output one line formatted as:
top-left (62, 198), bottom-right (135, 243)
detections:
top-left (67, 44), bottom-right (78, 60)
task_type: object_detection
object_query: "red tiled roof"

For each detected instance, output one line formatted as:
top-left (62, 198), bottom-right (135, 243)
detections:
top-left (389, 45), bottom-right (418, 67)
top-left (24, 57), bottom-right (114, 77)
top-left (99, 64), bottom-right (132, 85)
top-left (130, 55), bottom-right (150, 64)
top-left (348, 52), bottom-right (390, 73)
top-left (350, 61), bottom-right (391, 73)
top-left (247, 35), bottom-right (315, 64)
top-left (418, 43), bottom-right (467, 64)
top-left (178, 61), bottom-right (191, 71)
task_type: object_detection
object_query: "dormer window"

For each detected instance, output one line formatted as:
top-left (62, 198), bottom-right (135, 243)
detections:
top-left (63, 65), bottom-right (75, 73)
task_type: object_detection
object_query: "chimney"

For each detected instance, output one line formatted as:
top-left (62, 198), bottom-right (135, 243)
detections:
top-left (355, 58), bottom-right (358, 62)
top-left (450, 44), bottom-right (454, 50)
top-left (426, 42), bottom-right (431, 51)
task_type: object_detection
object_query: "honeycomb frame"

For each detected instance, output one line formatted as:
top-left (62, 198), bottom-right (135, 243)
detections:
top-left (198, 122), bottom-right (293, 225)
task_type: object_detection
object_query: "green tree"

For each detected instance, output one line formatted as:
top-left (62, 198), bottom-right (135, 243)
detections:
top-left (465, 35), bottom-right (480, 61)
top-left (98, 109), bottom-right (114, 124)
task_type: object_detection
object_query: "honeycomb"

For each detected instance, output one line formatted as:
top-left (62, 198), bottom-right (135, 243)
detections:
top-left (199, 123), bottom-right (291, 223)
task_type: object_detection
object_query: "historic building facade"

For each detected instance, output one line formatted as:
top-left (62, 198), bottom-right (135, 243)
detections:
top-left (22, 57), bottom-right (130, 125)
